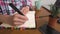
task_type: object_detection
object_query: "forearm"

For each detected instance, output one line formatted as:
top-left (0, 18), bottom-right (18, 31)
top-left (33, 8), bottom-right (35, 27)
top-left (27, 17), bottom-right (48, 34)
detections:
top-left (0, 14), bottom-right (13, 25)
top-left (0, 14), bottom-right (6, 22)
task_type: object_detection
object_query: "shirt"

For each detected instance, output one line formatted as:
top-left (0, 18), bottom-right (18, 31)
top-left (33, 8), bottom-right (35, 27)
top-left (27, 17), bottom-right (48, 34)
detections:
top-left (0, 0), bottom-right (32, 15)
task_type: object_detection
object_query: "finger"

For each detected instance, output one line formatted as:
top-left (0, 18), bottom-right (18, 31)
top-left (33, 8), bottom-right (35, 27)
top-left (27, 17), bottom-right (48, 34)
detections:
top-left (25, 6), bottom-right (29, 10)
top-left (14, 14), bottom-right (28, 20)
top-left (21, 6), bottom-right (29, 14)
top-left (13, 18), bottom-right (27, 23)
top-left (14, 22), bottom-right (24, 26)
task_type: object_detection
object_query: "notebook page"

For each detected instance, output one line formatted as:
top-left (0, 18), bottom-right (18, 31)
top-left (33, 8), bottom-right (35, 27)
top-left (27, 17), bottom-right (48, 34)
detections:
top-left (0, 11), bottom-right (36, 28)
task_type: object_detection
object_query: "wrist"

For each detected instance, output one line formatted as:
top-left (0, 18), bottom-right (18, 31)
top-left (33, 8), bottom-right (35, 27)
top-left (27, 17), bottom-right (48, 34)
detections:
top-left (0, 15), bottom-right (13, 25)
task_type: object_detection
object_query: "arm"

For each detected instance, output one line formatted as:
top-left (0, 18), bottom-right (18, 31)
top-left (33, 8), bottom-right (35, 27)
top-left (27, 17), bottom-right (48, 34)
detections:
top-left (0, 0), bottom-right (29, 26)
top-left (0, 14), bottom-right (14, 25)
top-left (0, 6), bottom-right (29, 26)
top-left (0, 3), bottom-right (14, 25)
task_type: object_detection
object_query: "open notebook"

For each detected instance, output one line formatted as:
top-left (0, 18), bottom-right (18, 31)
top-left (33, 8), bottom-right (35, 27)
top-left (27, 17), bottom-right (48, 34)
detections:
top-left (0, 11), bottom-right (36, 28)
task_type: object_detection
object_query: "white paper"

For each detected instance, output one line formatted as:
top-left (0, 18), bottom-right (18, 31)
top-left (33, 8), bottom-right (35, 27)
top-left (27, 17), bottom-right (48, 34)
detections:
top-left (0, 11), bottom-right (36, 28)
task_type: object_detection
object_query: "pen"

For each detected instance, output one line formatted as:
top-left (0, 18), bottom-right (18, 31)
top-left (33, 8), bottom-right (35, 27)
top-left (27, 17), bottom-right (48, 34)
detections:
top-left (9, 3), bottom-right (25, 30)
top-left (9, 3), bottom-right (24, 16)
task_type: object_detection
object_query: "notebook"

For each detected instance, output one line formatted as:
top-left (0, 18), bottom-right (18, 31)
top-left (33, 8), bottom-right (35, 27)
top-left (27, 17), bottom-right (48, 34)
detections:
top-left (0, 11), bottom-right (36, 28)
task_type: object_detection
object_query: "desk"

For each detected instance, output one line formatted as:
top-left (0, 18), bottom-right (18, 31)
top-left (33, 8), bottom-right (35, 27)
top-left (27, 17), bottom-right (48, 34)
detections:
top-left (0, 7), bottom-right (53, 34)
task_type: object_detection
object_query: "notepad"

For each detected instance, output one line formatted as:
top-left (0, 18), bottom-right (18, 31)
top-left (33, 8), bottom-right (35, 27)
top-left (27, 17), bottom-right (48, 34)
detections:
top-left (0, 11), bottom-right (36, 28)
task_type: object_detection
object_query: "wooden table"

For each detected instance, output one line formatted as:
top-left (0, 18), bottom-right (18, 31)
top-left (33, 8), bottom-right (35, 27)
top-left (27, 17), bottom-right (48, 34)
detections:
top-left (1, 7), bottom-right (60, 34)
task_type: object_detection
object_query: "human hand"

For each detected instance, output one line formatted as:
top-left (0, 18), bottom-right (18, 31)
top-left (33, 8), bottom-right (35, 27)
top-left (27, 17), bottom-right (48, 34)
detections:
top-left (13, 6), bottom-right (29, 26)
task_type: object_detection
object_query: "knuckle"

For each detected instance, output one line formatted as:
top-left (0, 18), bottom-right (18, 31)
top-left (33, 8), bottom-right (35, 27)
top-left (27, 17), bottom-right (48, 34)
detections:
top-left (13, 18), bottom-right (17, 22)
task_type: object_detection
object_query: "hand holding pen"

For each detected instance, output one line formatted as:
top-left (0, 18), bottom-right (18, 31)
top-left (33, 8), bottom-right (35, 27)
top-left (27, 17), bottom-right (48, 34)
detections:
top-left (9, 3), bottom-right (29, 26)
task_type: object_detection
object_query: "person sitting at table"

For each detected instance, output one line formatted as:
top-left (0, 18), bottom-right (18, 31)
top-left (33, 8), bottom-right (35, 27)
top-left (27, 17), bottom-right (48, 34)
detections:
top-left (0, 0), bottom-right (32, 26)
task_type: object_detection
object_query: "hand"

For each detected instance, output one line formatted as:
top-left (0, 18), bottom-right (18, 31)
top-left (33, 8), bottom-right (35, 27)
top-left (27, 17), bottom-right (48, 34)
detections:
top-left (13, 13), bottom-right (28, 26)
top-left (0, 6), bottom-right (29, 26)
top-left (21, 6), bottom-right (29, 14)
top-left (13, 6), bottom-right (29, 26)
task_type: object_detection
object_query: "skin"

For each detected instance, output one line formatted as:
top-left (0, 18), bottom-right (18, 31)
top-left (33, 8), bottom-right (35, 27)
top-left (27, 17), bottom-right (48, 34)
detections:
top-left (0, 6), bottom-right (29, 26)
top-left (13, 6), bottom-right (29, 26)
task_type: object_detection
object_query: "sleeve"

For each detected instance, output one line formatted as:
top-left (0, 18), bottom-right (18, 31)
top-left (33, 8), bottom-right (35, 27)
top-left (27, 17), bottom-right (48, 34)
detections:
top-left (0, 5), bottom-right (3, 15)
top-left (26, 0), bottom-right (33, 11)
top-left (0, 1), bottom-right (3, 14)
top-left (21, 0), bottom-right (33, 10)
top-left (27, 0), bottom-right (32, 7)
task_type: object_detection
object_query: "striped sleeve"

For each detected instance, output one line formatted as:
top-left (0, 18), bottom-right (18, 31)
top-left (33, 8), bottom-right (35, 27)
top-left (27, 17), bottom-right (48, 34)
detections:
top-left (0, 1), bottom-right (3, 14)
top-left (0, 6), bottom-right (2, 14)
top-left (26, 0), bottom-right (32, 7)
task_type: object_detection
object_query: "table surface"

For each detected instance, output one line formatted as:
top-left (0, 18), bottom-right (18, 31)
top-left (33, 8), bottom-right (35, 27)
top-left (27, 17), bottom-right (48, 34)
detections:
top-left (0, 7), bottom-right (60, 34)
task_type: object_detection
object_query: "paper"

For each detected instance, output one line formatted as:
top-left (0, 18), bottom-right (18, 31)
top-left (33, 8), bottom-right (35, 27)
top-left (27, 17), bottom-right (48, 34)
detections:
top-left (0, 11), bottom-right (36, 28)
